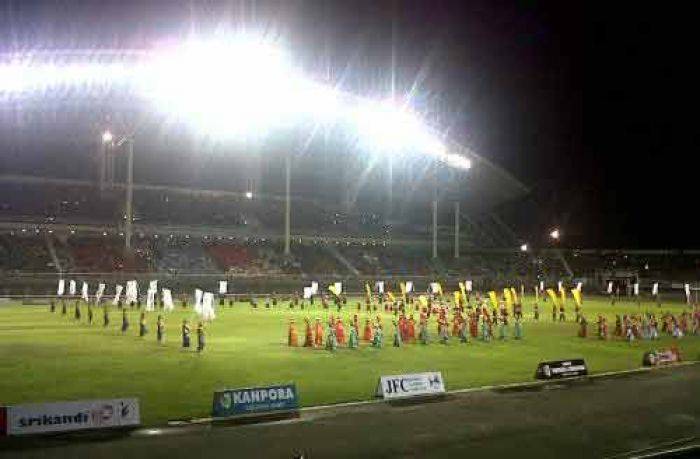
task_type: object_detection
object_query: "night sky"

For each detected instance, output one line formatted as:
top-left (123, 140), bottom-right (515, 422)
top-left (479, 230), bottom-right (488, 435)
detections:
top-left (0, 1), bottom-right (695, 248)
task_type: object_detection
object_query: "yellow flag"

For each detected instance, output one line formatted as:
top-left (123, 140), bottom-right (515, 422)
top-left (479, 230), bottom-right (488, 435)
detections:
top-left (572, 288), bottom-right (582, 307)
top-left (419, 295), bottom-right (429, 308)
top-left (328, 284), bottom-right (338, 296)
top-left (453, 290), bottom-right (461, 304)
top-left (365, 283), bottom-right (372, 299)
top-left (510, 287), bottom-right (518, 304)
top-left (546, 288), bottom-right (559, 306)
top-left (400, 282), bottom-right (407, 302)
top-left (503, 288), bottom-right (513, 308)
top-left (560, 288), bottom-right (567, 305)
top-left (488, 291), bottom-right (499, 309)
top-left (534, 285), bottom-right (539, 301)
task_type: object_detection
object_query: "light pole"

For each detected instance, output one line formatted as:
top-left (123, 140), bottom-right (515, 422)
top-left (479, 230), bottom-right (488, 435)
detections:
top-left (102, 130), bottom-right (134, 252)
top-left (284, 152), bottom-right (291, 256)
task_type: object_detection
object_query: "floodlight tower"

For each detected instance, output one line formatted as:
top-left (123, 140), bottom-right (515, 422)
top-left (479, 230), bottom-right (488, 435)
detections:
top-left (102, 130), bottom-right (134, 251)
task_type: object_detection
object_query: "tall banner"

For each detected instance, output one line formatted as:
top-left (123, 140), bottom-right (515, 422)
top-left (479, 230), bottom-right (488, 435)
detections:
top-left (510, 287), bottom-right (518, 304)
top-left (365, 283), bottom-right (372, 299)
top-left (503, 288), bottom-right (513, 308)
top-left (81, 282), bottom-right (89, 302)
top-left (113, 285), bottom-right (123, 305)
top-left (219, 281), bottom-right (228, 295)
top-left (633, 283), bottom-right (639, 296)
top-left (303, 287), bottom-right (313, 299)
top-left (375, 281), bottom-right (385, 294)
top-left (310, 282), bottom-right (319, 295)
top-left (546, 288), bottom-right (559, 306)
top-left (652, 282), bottom-right (658, 296)
top-left (125, 281), bottom-right (138, 304)
top-left (576, 282), bottom-right (583, 292)
top-left (202, 292), bottom-right (216, 321)
top-left (95, 283), bottom-right (106, 304)
top-left (607, 281), bottom-right (613, 294)
top-left (194, 289), bottom-right (203, 315)
top-left (405, 281), bottom-right (414, 293)
top-left (57, 279), bottom-right (65, 297)
top-left (558, 281), bottom-right (563, 292)
top-left (560, 287), bottom-right (567, 305)
top-left (69, 280), bottom-right (76, 296)
top-left (145, 289), bottom-right (156, 312)
top-left (684, 284), bottom-right (691, 303)
top-left (148, 280), bottom-right (158, 294)
top-left (572, 288), bottom-right (582, 307)
top-left (539, 281), bottom-right (544, 293)
top-left (162, 289), bottom-right (174, 312)
top-left (465, 280), bottom-right (473, 292)
top-left (488, 291), bottom-right (498, 309)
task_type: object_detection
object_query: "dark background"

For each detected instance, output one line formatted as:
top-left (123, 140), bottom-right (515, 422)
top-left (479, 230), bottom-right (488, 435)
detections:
top-left (0, 1), bottom-right (695, 248)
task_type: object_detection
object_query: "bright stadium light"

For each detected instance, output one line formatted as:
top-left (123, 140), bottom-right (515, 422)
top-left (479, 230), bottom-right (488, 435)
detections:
top-left (102, 130), bottom-right (114, 144)
top-left (550, 229), bottom-right (560, 240)
top-left (520, 243), bottom-right (528, 252)
top-left (245, 191), bottom-right (253, 199)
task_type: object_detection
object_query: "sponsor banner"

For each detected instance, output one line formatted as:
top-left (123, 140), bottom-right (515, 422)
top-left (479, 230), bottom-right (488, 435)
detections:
top-left (5, 398), bottom-right (140, 436)
top-left (212, 384), bottom-right (298, 418)
top-left (535, 359), bottom-right (588, 380)
top-left (376, 372), bottom-right (446, 400)
top-left (643, 348), bottom-right (681, 366)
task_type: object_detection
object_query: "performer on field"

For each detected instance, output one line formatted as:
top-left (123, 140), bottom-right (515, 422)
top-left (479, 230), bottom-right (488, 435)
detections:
top-left (578, 316), bottom-right (588, 338)
top-left (103, 306), bottom-right (110, 327)
top-left (75, 301), bottom-right (81, 321)
top-left (551, 302), bottom-right (557, 322)
top-left (393, 320), bottom-right (402, 347)
top-left (157, 315), bottom-right (165, 343)
top-left (533, 303), bottom-right (540, 321)
top-left (558, 303), bottom-right (566, 322)
top-left (498, 309), bottom-right (509, 340)
top-left (50, 299), bottom-right (56, 313)
top-left (61, 300), bottom-right (67, 316)
top-left (197, 322), bottom-right (205, 352)
top-left (514, 317), bottom-right (523, 340)
top-left (288, 319), bottom-right (298, 347)
top-left (363, 317), bottom-right (374, 342)
top-left (182, 319), bottom-right (191, 349)
top-left (314, 318), bottom-right (324, 347)
top-left (87, 304), bottom-right (94, 325)
top-left (139, 312), bottom-right (148, 337)
top-left (335, 318), bottom-right (346, 346)
top-left (372, 321), bottom-right (384, 348)
top-left (303, 318), bottom-right (313, 347)
top-left (121, 309), bottom-right (129, 333)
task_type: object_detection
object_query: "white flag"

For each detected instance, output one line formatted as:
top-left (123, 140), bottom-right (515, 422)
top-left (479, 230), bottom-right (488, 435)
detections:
top-left (95, 283), bottom-right (106, 303)
top-left (405, 281), bottom-right (414, 293)
top-left (684, 283), bottom-right (690, 303)
top-left (539, 281), bottom-right (545, 293)
top-left (633, 283), bottom-right (639, 296)
top-left (430, 282), bottom-right (440, 294)
top-left (162, 288), bottom-right (174, 312)
top-left (303, 287), bottom-right (312, 299)
top-left (465, 280), bottom-right (473, 292)
top-left (334, 282), bottom-right (343, 294)
top-left (310, 282), bottom-right (319, 295)
top-left (113, 285), bottom-right (123, 305)
top-left (576, 282), bottom-right (583, 292)
top-left (219, 281), bottom-right (228, 294)
top-left (375, 281), bottom-right (385, 294)
top-left (194, 289), bottom-right (203, 315)
top-left (557, 281), bottom-right (563, 292)
top-left (202, 292), bottom-right (216, 321)
top-left (69, 280), bottom-right (76, 296)
top-left (125, 280), bottom-right (138, 304)
top-left (607, 281), bottom-right (613, 294)
top-left (57, 279), bottom-right (65, 296)
top-left (652, 283), bottom-right (658, 296)
top-left (148, 280), bottom-right (158, 293)
top-left (81, 282), bottom-right (89, 302)
top-left (145, 289), bottom-right (156, 312)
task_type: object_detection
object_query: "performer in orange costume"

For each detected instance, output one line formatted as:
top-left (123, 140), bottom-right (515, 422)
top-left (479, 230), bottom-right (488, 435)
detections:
top-left (288, 319), bottom-right (298, 347)
top-left (314, 318), bottom-right (324, 347)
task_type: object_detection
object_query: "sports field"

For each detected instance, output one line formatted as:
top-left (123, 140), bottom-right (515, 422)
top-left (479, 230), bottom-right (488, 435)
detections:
top-left (1, 296), bottom-right (698, 425)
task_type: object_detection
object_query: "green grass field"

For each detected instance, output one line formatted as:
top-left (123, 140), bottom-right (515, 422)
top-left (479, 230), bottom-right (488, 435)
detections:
top-left (1, 296), bottom-right (699, 425)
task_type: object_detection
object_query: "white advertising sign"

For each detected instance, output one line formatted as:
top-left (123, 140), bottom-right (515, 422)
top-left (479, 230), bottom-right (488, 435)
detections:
top-left (6, 398), bottom-right (140, 436)
top-left (376, 372), bottom-right (446, 400)
top-left (219, 281), bottom-right (228, 295)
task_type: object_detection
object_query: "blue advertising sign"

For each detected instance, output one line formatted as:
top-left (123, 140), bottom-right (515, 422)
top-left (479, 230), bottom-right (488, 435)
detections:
top-left (212, 384), bottom-right (298, 418)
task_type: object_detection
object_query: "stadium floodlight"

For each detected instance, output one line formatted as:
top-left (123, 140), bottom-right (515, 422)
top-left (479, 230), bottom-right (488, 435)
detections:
top-left (245, 191), bottom-right (253, 199)
top-left (550, 229), bottom-right (560, 240)
top-left (520, 243), bottom-right (528, 252)
top-left (102, 131), bottom-right (114, 144)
